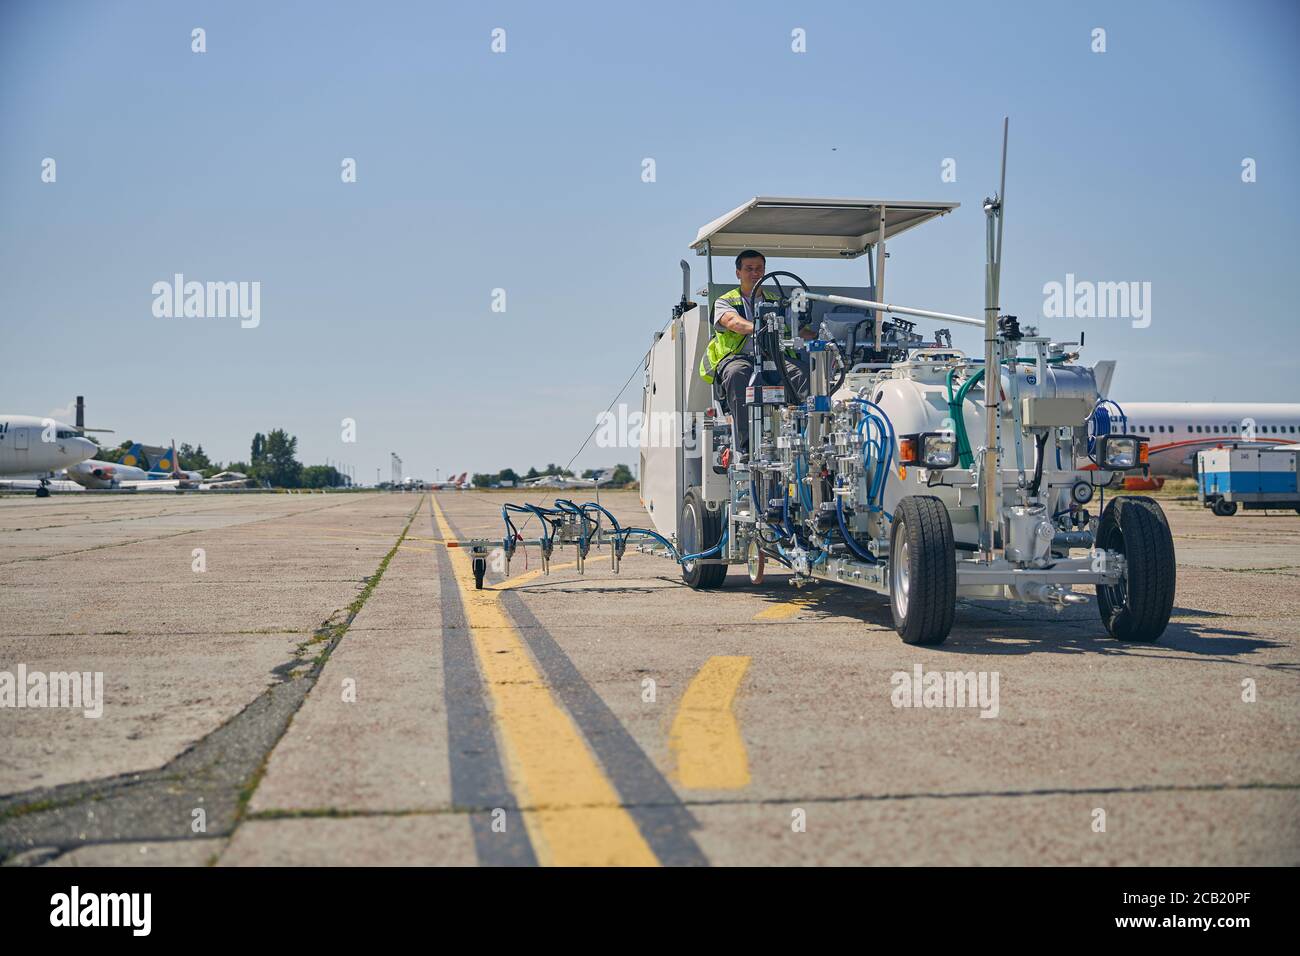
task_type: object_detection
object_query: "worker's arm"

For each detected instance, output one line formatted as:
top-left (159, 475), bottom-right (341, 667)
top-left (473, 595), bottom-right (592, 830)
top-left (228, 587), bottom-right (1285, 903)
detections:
top-left (716, 309), bottom-right (754, 335)
top-left (712, 295), bottom-right (754, 335)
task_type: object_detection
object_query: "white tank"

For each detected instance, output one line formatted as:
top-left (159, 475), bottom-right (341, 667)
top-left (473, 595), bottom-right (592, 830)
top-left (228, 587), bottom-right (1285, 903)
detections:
top-left (837, 354), bottom-right (1101, 545)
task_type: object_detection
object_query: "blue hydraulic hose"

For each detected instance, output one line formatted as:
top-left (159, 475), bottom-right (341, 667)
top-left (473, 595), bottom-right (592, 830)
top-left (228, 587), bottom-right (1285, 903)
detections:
top-left (849, 398), bottom-right (896, 514)
top-left (615, 527), bottom-right (679, 558)
top-left (579, 501), bottom-right (622, 535)
top-left (836, 493), bottom-right (877, 563)
top-left (554, 498), bottom-right (594, 550)
top-left (500, 498), bottom-right (727, 568)
top-left (678, 528), bottom-right (728, 562)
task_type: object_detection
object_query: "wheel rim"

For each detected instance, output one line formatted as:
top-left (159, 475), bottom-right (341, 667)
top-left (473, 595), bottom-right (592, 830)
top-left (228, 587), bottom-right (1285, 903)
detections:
top-left (747, 541), bottom-right (765, 584)
top-left (680, 503), bottom-right (699, 572)
top-left (893, 538), bottom-right (910, 619)
top-left (1099, 526), bottom-right (1128, 609)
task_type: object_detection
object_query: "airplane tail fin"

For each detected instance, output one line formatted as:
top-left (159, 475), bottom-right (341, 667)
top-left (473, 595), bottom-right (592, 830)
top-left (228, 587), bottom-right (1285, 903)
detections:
top-left (150, 441), bottom-right (180, 476)
top-left (1093, 360), bottom-right (1116, 398)
top-left (121, 443), bottom-right (148, 469)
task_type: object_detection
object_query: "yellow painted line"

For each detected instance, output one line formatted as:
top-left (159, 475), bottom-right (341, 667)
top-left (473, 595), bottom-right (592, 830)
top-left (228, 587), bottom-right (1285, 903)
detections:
top-left (429, 495), bottom-right (657, 867)
top-left (669, 656), bottom-right (752, 790)
top-left (754, 597), bottom-right (818, 621)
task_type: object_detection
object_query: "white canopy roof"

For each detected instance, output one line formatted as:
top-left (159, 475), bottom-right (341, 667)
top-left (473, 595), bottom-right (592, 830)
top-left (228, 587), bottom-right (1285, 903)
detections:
top-left (690, 197), bottom-right (959, 259)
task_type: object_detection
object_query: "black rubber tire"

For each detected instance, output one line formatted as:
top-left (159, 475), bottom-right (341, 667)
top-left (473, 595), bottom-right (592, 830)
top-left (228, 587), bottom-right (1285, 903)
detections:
top-left (472, 557), bottom-right (486, 590)
top-left (680, 490), bottom-right (727, 589)
top-left (1096, 496), bottom-right (1176, 642)
top-left (35, 485), bottom-right (50, 498)
top-left (1212, 499), bottom-right (1237, 517)
top-left (888, 496), bottom-right (956, 646)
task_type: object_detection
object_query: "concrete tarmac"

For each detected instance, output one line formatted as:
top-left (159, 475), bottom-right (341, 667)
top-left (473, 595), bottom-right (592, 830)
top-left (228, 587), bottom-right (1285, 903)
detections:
top-left (1, 490), bottom-right (1296, 865)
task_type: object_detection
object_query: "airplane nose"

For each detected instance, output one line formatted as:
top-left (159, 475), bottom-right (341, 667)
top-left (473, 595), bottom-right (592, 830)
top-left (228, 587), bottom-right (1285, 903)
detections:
top-left (73, 438), bottom-right (97, 459)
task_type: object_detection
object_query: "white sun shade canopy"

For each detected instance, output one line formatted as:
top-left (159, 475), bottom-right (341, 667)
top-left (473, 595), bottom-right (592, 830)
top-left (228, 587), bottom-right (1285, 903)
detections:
top-left (690, 197), bottom-right (960, 259)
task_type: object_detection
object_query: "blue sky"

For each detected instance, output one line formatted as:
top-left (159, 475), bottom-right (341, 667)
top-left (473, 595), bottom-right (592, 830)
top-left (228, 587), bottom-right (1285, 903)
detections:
top-left (1, 0), bottom-right (1296, 481)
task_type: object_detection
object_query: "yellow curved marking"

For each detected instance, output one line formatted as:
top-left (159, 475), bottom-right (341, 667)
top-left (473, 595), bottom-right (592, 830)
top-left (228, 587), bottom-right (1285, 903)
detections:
top-left (430, 496), bottom-right (656, 867)
top-left (754, 596), bottom-right (818, 621)
top-left (669, 656), bottom-right (752, 789)
top-left (491, 562), bottom-right (577, 591)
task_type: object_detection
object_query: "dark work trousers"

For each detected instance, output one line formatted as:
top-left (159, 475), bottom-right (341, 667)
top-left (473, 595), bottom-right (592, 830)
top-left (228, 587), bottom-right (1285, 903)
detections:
top-left (716, 352), bottom-right (810, 456)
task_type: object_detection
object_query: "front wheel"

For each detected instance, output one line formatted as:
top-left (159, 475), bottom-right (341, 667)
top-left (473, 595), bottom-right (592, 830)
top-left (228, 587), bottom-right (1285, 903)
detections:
top-left (472, 556), bottom-right (487, 590)
top-left (1096, 496), bottom-right (1176, 642)
top-left (1212, 499), bottom-right (1237, 517)
top-left (680, 490), bottom-right (727, 589)
top-left (888, 496), bottom-right (956, 645)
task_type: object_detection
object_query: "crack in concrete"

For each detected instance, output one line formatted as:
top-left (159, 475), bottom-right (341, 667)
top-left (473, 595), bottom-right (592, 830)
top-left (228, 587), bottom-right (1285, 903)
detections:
top-left (0, 499), bottom-right (423, 866)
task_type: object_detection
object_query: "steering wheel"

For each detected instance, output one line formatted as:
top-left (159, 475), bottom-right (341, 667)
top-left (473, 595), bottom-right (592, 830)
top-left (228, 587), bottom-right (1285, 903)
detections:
top-left (745, 270), bottom-right (810, 317)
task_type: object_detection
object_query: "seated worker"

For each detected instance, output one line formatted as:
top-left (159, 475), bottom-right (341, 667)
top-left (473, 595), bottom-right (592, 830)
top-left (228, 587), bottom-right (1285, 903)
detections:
top-left (698, 249), bottom-right (816, 457)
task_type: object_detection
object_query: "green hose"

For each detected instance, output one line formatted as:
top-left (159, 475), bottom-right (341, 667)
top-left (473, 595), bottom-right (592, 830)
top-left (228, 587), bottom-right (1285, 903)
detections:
top-left (946, 357), bottom-right (1070, 469)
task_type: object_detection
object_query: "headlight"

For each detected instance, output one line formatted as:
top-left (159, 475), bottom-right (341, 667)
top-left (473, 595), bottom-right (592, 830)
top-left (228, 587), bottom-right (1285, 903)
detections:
top-left (898, 432), bottom-right (957, 469)
top-left (1098, 434), bottom-right (1141, 470)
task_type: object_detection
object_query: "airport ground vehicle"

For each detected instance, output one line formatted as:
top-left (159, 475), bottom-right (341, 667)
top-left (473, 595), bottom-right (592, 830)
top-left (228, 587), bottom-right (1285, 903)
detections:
top-left (1196, 445), bottom-right (1300, 516)
top-left (464, 124), bottom-right (1176, 646)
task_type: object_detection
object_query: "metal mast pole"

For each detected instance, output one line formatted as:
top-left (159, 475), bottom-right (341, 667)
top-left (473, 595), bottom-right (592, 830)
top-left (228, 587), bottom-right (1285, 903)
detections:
top-left (873, 205), bottom-right (887, 351)
top-left (980, 118), bottom-right (1009, 561)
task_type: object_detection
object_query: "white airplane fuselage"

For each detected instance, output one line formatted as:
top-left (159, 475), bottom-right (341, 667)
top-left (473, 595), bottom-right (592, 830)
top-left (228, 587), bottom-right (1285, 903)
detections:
top-left (65, 459), bottom-right (151, 489)
top-left (1117, 402), bottom-right (1300, 476)
top-left (0, 415), bottom-right (98, 479)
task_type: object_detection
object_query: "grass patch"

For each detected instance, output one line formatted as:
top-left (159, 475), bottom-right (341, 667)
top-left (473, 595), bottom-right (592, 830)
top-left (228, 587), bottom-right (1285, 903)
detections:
top-left (233, 498), bottom-right (422, 822)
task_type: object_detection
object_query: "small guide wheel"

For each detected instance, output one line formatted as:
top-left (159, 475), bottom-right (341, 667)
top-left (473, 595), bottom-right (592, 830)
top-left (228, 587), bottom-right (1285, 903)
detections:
top-left (747, 539), bottom-right (766, 585)
top-left (472, 556), bottom-right (487, 590)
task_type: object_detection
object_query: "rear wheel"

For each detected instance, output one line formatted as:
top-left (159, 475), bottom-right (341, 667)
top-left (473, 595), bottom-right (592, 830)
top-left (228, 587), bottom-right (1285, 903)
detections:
top-left (1212, 499), bottom-right (1237, 517)
top-left (888, 496), bottom-right (956, 645)
top-left (1096, 496), bottom-right (1175, 642)
top-left (680, 490), bottom-right (727, 589)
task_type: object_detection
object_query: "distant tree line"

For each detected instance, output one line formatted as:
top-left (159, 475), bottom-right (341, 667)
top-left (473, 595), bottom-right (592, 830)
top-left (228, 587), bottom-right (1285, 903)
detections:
top-left (469, 463), bottom-right (635, 488)
top-left (91, 430), bottom-right (349, 488)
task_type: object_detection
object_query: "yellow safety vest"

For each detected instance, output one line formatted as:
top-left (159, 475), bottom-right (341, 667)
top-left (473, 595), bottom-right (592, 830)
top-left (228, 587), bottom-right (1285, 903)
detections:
top-left (698, 287), bottom-right (778, 384)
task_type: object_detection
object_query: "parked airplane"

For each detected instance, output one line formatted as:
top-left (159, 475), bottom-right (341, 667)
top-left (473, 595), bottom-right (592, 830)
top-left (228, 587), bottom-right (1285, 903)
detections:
top-left (1113, 402), bottom-right (1300, 477)
top-left (521, 468), bottom-right (617, 489)
top-left (201, 471), bottom-right (253, 489)
top-left (0, 414), bottom-right (100, 496)
top-left (433, 472), bottom-right (468, 490)
top-left (122, 442), bottom-right (203, 482)
top-left (66, 441), bottom-right (202, 490)
top-left (65, 457), bottom-right (152, 489)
